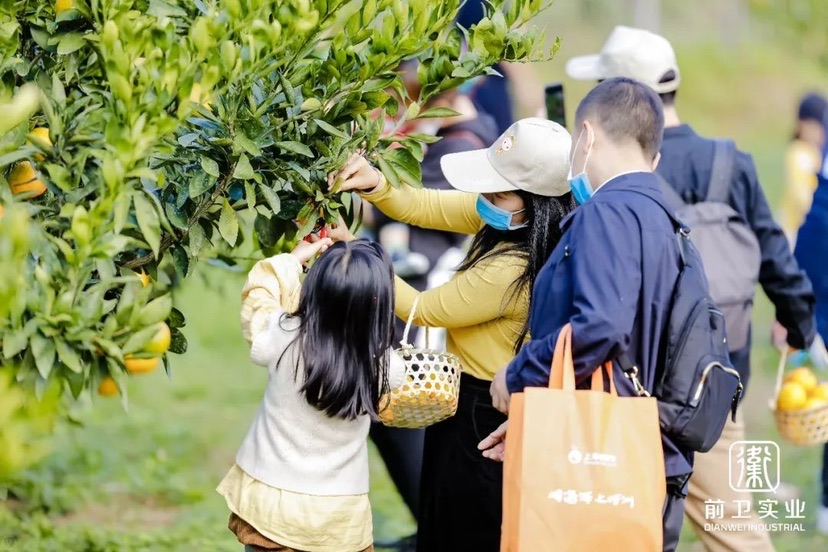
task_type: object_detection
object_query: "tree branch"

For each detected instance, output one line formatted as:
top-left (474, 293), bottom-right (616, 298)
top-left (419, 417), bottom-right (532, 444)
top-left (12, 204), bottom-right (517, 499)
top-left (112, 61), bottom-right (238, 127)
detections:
top-left (121, 164), bottom-right (237, 269)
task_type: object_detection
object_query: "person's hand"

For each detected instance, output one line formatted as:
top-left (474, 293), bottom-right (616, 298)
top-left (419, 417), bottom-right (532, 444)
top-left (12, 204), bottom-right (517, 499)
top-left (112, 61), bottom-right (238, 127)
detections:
top-left (325, 219), bottom-right (356, 243)
top-left (808, 335), bottom-right (828, 371)
top-left (478, 421), bottom-right (508, 462)
top-left (291, 238), bottom-right (333, 265)
top-left (490, 367), bottom-right (511, 414)
top-left (328, 153), bottom-right (384, 193)
top-left (771, 322), bottom-right (788, 352)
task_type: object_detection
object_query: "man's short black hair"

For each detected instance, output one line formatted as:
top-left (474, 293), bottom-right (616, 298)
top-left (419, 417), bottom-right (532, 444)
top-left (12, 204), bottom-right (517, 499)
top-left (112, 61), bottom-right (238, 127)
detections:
top-left (658, 70), bottom-right (678, 106)
top-left (575, 77), bottom-right (665, 161)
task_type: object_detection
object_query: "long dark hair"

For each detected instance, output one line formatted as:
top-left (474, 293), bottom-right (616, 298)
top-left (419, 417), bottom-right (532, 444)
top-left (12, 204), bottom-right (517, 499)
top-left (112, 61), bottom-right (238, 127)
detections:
top-left (457, 190), bottom-right (576, 354)
top-left (280, 240), bottom-right (395, 421)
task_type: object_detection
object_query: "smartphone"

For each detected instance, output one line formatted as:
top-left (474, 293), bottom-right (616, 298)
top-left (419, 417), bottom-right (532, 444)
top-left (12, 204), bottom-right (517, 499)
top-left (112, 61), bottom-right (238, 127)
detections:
top-left (545, 83), bottom-right (566, 128)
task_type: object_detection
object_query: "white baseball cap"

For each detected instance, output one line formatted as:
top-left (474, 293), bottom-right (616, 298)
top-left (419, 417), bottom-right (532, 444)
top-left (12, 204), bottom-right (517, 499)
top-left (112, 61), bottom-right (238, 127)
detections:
top-left (565, 26), bottom-right (680, 94)
top-left (440, 118), bottom-right (572, 198)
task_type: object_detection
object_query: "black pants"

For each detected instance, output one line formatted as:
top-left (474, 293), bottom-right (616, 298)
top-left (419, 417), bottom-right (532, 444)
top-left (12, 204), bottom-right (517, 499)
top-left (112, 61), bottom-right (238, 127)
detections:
top-left (663, 476), bottom-right (689, 552)
top-left (416, 374), bottom-right (506, 552)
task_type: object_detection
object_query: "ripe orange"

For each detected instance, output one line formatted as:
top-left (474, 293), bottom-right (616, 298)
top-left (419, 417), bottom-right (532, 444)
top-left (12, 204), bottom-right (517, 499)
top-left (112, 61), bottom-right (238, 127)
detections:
top-left (811, 383), bottom-right (828, 402)
top-left (27, 127), bottom-right (52, 160)
top-left (777, 382), bottom-right (809, 411)
top-left (55, 0), bottom-right (74, 13)
top-left (144, 322), bottom-right (171, 355)
top-left (8, 161), bottom-right (46, 198)
top-left (783, 367), bottom-right (819, 393)
top-left (98, 377), bottom-right (118, 396)
top-left (804, 397), bottom-right (828, 411)
top-left (125, 356), bottom-right (160, 374)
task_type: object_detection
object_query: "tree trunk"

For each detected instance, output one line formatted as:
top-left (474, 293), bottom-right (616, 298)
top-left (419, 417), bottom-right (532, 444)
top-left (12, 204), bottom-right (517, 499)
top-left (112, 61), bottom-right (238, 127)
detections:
top-left (629, 0), bottom-right (661, 32)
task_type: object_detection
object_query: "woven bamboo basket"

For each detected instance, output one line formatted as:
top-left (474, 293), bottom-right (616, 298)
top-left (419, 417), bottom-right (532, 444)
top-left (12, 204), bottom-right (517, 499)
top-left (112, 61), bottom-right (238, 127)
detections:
top-left (770, 350), bottom-right (828, 446)
top-left (379, 297), bottom-right (462, 429)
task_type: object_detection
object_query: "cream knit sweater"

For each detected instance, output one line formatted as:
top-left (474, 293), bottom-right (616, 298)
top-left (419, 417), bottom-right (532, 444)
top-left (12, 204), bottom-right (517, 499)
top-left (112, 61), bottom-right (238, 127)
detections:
top-left (236, 253), bottom-right (404, 496)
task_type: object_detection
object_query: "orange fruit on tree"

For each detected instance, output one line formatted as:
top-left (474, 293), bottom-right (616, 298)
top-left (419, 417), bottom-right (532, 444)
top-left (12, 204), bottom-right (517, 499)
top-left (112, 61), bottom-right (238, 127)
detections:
top-left (55, 0), bottom-right (74, 13)
top-left (811, 382), bottom-right (828, 402)
top-left (27, 127), bottom-right (52, 160)
top-left (783, 367), bottom-right (819, 393)
top-left (125, 356), bottom-right (160, 374)
top-left (8, 161), bottom-right (46, 198)
top-left (98, 376), bottom-right (118, 396)
top-left (144, 322), bottom-right (171, 355)
top-left (776, 382), bottom-right (809, 411)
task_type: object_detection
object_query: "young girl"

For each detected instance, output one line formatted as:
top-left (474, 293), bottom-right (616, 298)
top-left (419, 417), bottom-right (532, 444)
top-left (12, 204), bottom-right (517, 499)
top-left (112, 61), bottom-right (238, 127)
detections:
top-left (217, 238), bottom-right (405, 552)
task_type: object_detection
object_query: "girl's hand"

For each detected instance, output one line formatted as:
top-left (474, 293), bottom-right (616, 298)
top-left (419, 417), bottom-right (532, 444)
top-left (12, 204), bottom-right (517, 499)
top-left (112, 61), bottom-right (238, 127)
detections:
top-left (325, 218), bottom-right (356, 243)
top-left (291, 238), bottom-right (333, 265)
top-left (328, 153), bottom-right (384, 193)
top-left (478, 421), bottom-right (508, 462)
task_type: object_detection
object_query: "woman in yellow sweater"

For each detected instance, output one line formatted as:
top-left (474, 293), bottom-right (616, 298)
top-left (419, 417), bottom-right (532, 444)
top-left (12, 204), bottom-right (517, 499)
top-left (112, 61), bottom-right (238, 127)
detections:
top-left (329, 118), bottom-right (574, 552)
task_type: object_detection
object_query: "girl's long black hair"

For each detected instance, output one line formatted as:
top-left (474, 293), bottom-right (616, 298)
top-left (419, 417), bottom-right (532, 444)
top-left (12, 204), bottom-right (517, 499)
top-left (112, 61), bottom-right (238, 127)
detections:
top-left (281, 240), bottom-right (395, 421)
top-left (457, 190), bottom-right (576, 354)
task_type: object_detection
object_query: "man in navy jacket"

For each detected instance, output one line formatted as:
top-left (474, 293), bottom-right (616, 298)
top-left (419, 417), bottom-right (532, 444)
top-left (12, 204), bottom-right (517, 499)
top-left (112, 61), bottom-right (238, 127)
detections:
top-left (561, 26), bottom-right (822, 551)
top-left (486, 77), bottom-right (690, 551)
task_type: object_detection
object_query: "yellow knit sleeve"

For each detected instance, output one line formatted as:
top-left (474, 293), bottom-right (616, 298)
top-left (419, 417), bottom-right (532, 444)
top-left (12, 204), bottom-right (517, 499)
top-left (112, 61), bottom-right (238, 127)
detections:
top-left (360, 178), bottom-right (481, 235)
top-left (240, 254), bottom-right (303, 346)
top-left (394, 252), bottom-right (527, 329)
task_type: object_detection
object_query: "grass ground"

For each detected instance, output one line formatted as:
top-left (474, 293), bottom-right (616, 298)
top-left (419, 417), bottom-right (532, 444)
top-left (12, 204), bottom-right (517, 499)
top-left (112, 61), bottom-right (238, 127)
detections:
top-left (4, 3), bottom-right (828, 551)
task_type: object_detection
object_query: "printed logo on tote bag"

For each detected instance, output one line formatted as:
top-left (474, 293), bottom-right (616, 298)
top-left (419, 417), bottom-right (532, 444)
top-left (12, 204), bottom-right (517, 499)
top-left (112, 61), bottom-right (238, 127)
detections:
top-left (567, 446), bottom-right (618, 468)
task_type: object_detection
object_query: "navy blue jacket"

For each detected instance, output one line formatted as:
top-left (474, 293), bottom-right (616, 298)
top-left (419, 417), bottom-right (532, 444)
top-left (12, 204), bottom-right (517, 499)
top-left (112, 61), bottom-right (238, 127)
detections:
top-left (795, 149), bottom-right (828, 342)
top-left (506, 172), bottom-right (692, 477)
top-left (657, 125), bottom-right (816, 388)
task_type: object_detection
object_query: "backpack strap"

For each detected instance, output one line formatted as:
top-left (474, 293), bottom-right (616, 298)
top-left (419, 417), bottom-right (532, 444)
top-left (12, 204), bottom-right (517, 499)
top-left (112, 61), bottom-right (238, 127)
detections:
top-left (655, 173), bottom-right (688, 211)
top-left (705, 139), bottom-right (736, 203)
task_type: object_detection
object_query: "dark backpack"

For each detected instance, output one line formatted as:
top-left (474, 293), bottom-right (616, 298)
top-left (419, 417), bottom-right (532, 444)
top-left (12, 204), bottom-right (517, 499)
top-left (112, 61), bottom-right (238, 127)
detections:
top-left (621, 191), bottom-right (744, 453)
top-left (657, 140), bottom-right (761, 352)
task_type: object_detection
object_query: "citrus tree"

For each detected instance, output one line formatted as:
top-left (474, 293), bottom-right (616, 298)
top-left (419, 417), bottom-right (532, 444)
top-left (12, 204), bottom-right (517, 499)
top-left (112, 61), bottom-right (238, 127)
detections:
top-left (0, 0), bottom-right (555, 414)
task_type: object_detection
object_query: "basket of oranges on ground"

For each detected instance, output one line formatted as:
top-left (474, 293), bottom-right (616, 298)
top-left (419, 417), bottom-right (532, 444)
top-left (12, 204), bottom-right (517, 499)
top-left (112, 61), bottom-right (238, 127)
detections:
top-left (772, 350), bottom-right (828, 446)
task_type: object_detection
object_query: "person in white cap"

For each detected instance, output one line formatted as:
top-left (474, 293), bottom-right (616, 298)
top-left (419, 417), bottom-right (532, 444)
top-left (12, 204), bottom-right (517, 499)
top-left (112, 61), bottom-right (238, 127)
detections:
top-left (328, 118), bottom-right (575, 552)
top-left (566, 25), bottom-right (823, 552)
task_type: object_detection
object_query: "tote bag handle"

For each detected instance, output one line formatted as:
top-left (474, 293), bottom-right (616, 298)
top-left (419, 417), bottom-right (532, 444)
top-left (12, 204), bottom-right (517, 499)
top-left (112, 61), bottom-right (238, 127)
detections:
top-left (549, 324), bottom-right (617, 395)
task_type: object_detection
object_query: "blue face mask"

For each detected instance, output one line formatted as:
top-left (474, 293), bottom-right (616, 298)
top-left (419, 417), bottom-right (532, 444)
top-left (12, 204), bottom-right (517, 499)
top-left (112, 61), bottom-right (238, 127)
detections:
top-left (568, 128), bottom-right (594, 205)
top-left (476, 195), bottom-right (527, 231)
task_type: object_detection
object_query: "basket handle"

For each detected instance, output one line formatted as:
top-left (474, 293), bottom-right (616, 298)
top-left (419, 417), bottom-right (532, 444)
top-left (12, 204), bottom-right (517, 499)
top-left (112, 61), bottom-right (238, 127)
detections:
top-left (773, 348), bottom-right (789, 399)
top-left (400, 295), bottom-right (430, 350)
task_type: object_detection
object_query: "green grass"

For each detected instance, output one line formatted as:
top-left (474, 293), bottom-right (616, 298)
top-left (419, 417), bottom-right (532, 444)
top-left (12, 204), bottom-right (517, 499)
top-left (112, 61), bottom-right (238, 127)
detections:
top-left (4, 3), bottom-right (828, 550)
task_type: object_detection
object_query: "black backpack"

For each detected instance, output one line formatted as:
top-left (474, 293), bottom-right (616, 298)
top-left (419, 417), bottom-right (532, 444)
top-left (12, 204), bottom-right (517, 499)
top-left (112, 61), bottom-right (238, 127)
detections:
top-left (621, 191), bottom-right (744, 453)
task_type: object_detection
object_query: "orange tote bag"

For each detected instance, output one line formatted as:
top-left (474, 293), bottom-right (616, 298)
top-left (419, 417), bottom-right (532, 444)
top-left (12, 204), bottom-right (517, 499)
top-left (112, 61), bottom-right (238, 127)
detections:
top-left (501, 324), bottom-right (666, 551)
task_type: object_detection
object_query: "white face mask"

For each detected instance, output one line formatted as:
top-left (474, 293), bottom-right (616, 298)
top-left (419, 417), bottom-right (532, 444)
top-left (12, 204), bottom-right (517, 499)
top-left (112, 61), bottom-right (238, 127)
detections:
top-left (413, 119), bottom-right (442, 137)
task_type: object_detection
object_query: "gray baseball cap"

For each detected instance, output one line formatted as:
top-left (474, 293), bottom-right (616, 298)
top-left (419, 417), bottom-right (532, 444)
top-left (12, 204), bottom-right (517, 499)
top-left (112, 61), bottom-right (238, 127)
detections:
top-left (440, 118), bottom-right (572, 198)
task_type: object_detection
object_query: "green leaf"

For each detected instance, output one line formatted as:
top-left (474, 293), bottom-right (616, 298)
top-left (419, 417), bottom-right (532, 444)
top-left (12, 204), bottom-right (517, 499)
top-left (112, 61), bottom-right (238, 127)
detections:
top-left (188, 222), bottom-right (208, 257)
top-left (313, 119), bottom-right (350, 139)
top-left (138, 294), bottom-right (173, 327)
top-left (172, 245), bottom-right (190, 279)
top-left (234, 133), bottom-right (262, 157)
top-left (55, 339), bottom-right (83, 373)
top-left (233, 154), bottom-right (255, 180)
top-left (200, 156), bottom-right (219, 178)
top-left (219, 198), bottom-right (239, 245)
top-left (113, 191), bottom-right (130, 234)
top-left (3, 326), bottom-right (29, 358)
top-left (417, 106), bottom-right (460, 119)
top-left (377, 156), bottom-right (401, 188)
top-left (259, 184), bottom-right (281, 214)
top-left (57, 33), bottom-right (86, 55)
top-left (31, 334), bottom-right (55, 379)
top-left (189, 172), bottom-right (213, 197)
top-left (148, 0), bottom-right (188, 17)
top-left (165, 202), bottom-right (188, 231)
top-left (276, 141), bottom-right (314, 157)
top-left (168, 308), bottom-right (186, 329)
top-left (244, 181), bottom-right (256, 211)
top-left (133, 191), bottom-right (162, 257)
top-left (122, 325), bottom-right (161, 355)
top-left (169, 327), bottom-right (188, 354)
top-left (254, 214), bottom-right (279, 248)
